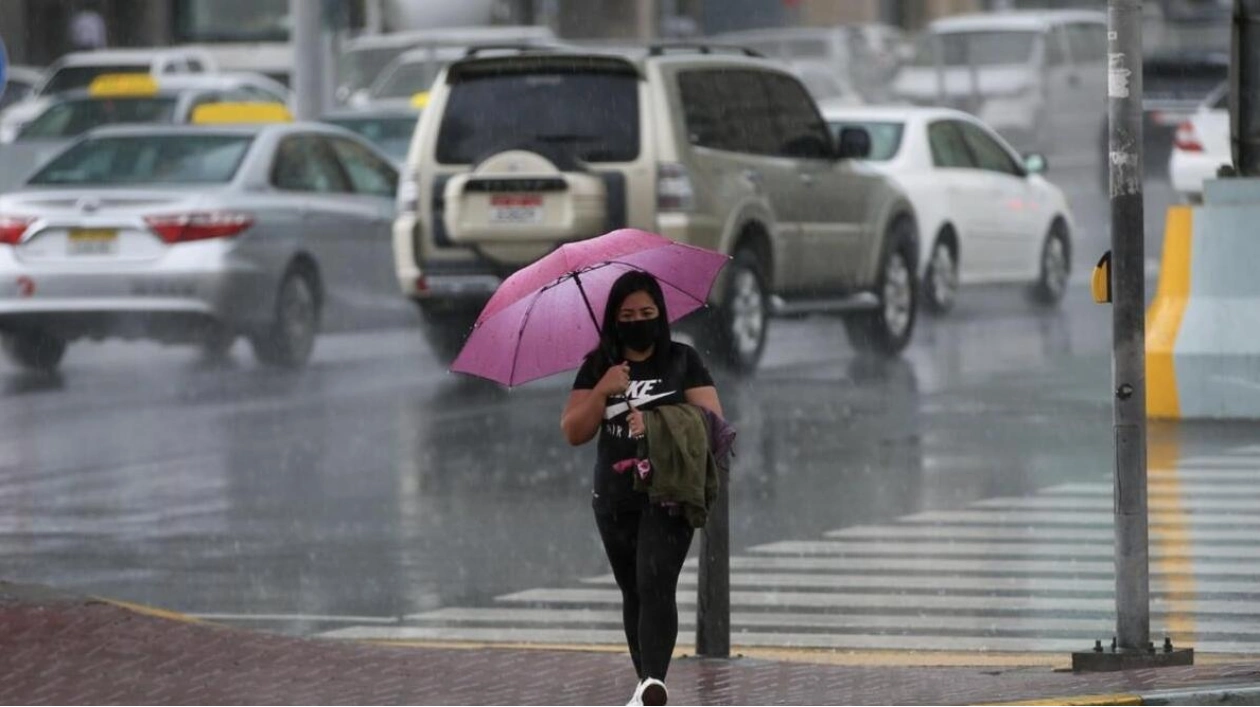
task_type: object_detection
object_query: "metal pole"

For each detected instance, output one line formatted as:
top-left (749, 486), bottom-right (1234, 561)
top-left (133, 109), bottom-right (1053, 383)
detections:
top-left (1233, 0), bottom-right (1260, 177)
top-left (292, 0), bottom-right (325, 121)
top-left (364, 0), bottom-right (384, 34)
top-left (695, 465), bottom-right (729, 657)
top-left (1107, 0), bottom-right (1150, 653)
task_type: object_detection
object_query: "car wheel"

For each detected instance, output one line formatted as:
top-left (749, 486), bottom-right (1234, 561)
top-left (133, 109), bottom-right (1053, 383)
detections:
top-left (417, 302), bottom-right (478, 363)
top-left (709, 248), bottom-right (768, 374)
top-left (2, 331), bottom-right (67, 373)
top-left (251, 266), bottom-right (319, 368)
top-left (1031, 220), bottom-right (1071, 306)
top-left (922, 236), bottom-right (958, 315)
top-left (845, 217), bottom-right (917, 356)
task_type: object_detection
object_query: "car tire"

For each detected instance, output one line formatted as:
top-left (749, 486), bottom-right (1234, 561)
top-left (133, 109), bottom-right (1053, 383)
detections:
top-left (1031, 220), bottom-right (1071, 307)
top-left (251, 266), bottom-right (319, 368)
top-left (2, 331), bottom-right (67, 373)
top-left (417, 302), bottom-right (478, 363)
top-left (708, 248), bottom-right (768, 374)
top-left (845, 216), bottom-right (917, 357)
top-left (922, 235), bottom-right (958, 315)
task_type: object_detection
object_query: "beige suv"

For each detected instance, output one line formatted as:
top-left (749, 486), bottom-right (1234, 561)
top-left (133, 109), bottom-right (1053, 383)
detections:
top-left (393, 45), bottom-right (918, 371)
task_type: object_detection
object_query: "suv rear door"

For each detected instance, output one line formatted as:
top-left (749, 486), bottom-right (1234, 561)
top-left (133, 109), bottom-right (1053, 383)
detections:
top-left (761, 70), bottom-right (876, 288)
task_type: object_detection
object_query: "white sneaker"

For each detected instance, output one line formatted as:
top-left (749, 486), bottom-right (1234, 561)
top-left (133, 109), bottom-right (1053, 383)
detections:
top-left (626, 679), bottom-right (646, 706)
top-left (640, 678), bottom-right (667, 706)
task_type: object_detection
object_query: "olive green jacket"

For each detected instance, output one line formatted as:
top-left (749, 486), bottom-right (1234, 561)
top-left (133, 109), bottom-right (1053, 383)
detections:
top-left (633, 404), bottom-right (718, 528)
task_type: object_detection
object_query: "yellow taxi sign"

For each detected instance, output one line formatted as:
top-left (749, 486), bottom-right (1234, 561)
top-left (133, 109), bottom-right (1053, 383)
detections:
top-left (190, 102), bottom-right (293, 125)
top-left (88, 73), bottom-right (160, 98)
top-left (410, 91), bottom-right (430, 109)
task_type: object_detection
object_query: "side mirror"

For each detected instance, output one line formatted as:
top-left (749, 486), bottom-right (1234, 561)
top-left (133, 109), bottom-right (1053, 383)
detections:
top-left (1024, 152), bottom-right (1048, 174)
top-left (837, 126), bottom-right (872, 159)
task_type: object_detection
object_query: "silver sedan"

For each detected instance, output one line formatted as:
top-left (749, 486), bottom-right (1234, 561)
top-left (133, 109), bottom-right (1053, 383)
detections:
top-left (0, 123), bottom-right (401, 371)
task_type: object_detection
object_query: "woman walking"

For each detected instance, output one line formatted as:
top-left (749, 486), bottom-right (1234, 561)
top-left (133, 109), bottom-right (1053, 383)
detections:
top-left (561, 270), bottom-right (723, 706)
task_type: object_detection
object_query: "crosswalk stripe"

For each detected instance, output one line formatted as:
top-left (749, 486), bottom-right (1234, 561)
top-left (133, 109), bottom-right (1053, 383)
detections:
top-left (750, 540), bottom-right (1260, 559)
top-left (971, 496), bottom-right (1260, 511)
top-left (392, 607), bottom-right (1260, 644)
top-left (1148, 469), bottom-right (1260, 481)
top-left (822, 524), bottom-right (1260, 543)
top-left (314, 624), bottom-right (1260, 654)
top-left (495, 587), bottom-right (1260, 616)
top-left (1046, 482), bottom-right (1260, 497)
top-left (684, 555), bottom-right (1260, 577)
top-left (572, 571), bottom-right (1260, 596)
top-left (901, 509), bottom-right (1260, 527)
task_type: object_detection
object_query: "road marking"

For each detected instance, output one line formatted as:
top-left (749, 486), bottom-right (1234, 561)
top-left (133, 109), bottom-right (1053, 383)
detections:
top-left (245, 444), bottom-right (1260, 658)
top-left (186, 612), bottom-right (400, 624)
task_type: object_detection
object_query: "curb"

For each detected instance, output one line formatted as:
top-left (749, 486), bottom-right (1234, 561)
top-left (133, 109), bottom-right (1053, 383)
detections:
top-left (993, 683), bottom-right (1260, 706)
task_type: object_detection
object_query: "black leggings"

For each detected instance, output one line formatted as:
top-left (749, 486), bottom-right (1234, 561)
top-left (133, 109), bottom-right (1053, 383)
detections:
top-left (595, 503), bottom-right (695, 681)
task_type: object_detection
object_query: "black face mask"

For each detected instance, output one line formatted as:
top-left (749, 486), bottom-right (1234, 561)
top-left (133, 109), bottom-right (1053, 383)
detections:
top-left (616, 318), bottom-right (659, 353)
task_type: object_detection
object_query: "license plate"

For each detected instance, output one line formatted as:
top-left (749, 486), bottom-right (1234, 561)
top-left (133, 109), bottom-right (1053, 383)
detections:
top-left (489, 194), bottom-right (543, 224)
top-left (67, 228), bottom-right (118, 256)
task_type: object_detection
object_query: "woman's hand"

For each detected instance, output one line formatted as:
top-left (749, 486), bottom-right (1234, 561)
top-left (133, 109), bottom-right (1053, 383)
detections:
top-left (627, 405), bottom-right (645, 439)
top-left (594, 362), bottom-right (630, 398)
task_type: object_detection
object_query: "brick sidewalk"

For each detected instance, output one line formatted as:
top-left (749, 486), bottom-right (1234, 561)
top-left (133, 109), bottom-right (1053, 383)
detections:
top-left (2, 582), bottom-right (1259, 705)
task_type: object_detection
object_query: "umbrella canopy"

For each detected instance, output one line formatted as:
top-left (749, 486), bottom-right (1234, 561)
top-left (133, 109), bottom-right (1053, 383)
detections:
top-left (451, 229), bottom-right (729, 387)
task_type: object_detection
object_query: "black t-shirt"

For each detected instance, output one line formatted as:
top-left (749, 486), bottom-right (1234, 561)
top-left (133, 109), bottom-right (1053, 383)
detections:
top-left (573, 341), bottom-right (715, 512)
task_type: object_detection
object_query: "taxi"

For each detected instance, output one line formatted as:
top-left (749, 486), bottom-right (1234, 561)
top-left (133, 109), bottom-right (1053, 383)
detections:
top-left (0, 73), bottom-right (291, 193)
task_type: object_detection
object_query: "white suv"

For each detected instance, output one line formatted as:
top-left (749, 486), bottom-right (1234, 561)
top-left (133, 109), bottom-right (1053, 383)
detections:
top-left (394, 45), bottom-right (918, 371)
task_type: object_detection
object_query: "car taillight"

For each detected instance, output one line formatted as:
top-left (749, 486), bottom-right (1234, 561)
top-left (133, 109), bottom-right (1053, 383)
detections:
top-left (1174, 121), bottom-right (1203, 152)
top-left (657, 163), bottom-right (695, 212)
top-left (0, 216), bottom-right (34, 245)
top-left (145, 212), bottom-right (253, 244)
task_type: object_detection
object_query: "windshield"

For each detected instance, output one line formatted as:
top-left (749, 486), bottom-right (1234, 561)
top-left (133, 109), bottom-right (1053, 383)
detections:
top-left (28, 134), bottom-right (253, 186)
top-left (436, 70), bottom-right (639, 165)
top-left (42, 65), bottom-right (152, 95)
top-left (19, 97), bottom-right (179, 140)
top-left (324, 115), bottom-right (417, 161)
top-left (341, 47), bottom-right (411, 93)
top-left (828, 121), bottom-right (904, 161)
top-left (372, 60), bottom-right (447, 100)
top-left (914, 31), bottom-right (1040, 67)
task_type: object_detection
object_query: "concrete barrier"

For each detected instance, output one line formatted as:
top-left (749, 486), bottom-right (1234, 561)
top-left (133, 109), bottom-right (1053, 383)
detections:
top-left (1146, 178), bottom-right (1260, 419)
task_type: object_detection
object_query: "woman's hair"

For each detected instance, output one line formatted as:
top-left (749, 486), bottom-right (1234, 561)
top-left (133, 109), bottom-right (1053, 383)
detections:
top-left (593, 269), bottom-right (672, 365)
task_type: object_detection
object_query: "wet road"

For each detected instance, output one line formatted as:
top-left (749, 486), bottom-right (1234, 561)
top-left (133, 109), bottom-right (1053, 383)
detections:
top-left (7, 158), bottom-right (1256, 653)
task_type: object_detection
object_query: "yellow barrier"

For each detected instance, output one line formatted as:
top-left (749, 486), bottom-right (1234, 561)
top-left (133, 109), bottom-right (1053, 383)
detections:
top-left (1145, 206), bottom-right (1193, 419)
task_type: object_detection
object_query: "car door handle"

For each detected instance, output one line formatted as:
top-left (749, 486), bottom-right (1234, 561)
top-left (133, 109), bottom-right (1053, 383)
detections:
top-left (799, 172), bottom-right (815, 186)
top-left (742, 169), bottom-right (761, 185)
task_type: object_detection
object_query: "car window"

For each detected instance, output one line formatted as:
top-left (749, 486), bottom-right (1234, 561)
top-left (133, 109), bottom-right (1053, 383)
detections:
top-left (1046, 27), bottom-right (1068, 67)
top-left (327, 136), bottom-right (398, 197)
top-left (0, 80), bottom-right (34, 111)
top-left (19, 97), bottom-right (180, 139)
top-left (437, 69), bottom-right (639, 165)
top-left (372, 61), bottom-right (441, 100)
top-left (928, 120), bottom-right (975, 168)
top-left (931, 31), bottom-right (1039, 67)
top-left (828, 121), bottom-right (904, 161)
top-left (1213, 89), bottom-right (1228, 110)
top-left (1065, 23), bottom-right (1107, 64)
top-left (271, 136), bottom-right (351, 193)
top-left (323, 115), bottom-right (416, 162)
top-left (188, 59), bottom-right (206, 72)
top-left (957, 121), bottom-right (1021, 176)
top-left (28, 134), bottom-right (253, 185)
top-left (678, 69), bottom-right (778, 156)
top-left (761, 72), bottom-right (832, 159)
top-left (41, 65), bottom-right (151, 94)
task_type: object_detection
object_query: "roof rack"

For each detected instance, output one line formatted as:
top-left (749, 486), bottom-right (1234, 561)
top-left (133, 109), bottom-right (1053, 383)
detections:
top-left (647, 42), bottom-right (764, 58)
top-left (463, 43), bottom-right (566, 58)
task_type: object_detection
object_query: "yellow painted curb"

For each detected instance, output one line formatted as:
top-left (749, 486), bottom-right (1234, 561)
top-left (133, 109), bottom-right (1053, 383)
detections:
top-left (95, 597), bottom-right (205, 625)
top-left (980, 694), bottom-right (1143, 706)
top-left (1146, 205), bottom-right (1193, 419)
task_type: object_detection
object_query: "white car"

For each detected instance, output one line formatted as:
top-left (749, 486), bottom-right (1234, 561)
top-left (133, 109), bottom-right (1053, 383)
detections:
top-left (1169, 83), bottom-right (1229, 202)
top-left (822, 104), bottom-right (1074, 313)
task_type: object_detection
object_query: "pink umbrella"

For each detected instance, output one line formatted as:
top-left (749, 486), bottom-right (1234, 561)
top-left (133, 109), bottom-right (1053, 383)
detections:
top-left (451, 229), bottom-right (730, 387)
